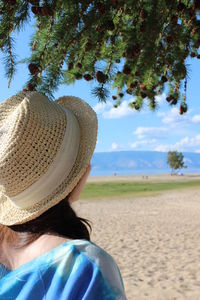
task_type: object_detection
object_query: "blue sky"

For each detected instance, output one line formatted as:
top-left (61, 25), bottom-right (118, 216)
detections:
top-left (0, 19), bottom-right (200, 154)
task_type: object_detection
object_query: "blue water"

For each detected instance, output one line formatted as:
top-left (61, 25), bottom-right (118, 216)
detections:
top-left (90, 168), bottom-right (200, 177)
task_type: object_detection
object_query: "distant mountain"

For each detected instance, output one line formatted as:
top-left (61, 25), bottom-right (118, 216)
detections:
top-left (90, 151), bottom-right (200, 176)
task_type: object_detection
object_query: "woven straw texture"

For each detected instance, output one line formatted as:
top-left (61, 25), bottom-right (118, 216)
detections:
top-left (0, 91), bottom-right (98, 225)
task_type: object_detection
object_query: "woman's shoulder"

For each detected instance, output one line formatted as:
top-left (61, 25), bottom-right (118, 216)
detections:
top-left (65, 239), bottom-right (126, 294)
top-left (42, 239), bottom-right (127, 299)
top-left (42, 238), bottom-right (118, 270)
top-left (0, 239), bottom-right (127, 299)
top-left (69, 239), bottom-right (119, 271)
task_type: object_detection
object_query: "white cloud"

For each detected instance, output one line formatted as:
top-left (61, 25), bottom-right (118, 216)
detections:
top-left (108, 142), bottom-right (125, 152)
top-left (93, 97), bottom-right (153, 119)
top-left (192, 114), bottom-right (200, 124)
top-left (133, 126), bottom-right (168, 139)
top-left (92, 101), bottom-right (112, 114)
top-left (155, 144), bottom-right (170, 152)
top-left (157, 107), bottom-right (182, 125)
top-left (155, 93), bottom-right (166, 105)
top-left (131, 139), bottom-right (157, 149)
top-left (155, 134), bottom-right (200, 152)
top-left (102, 100), bottom-right (136, 119)
top-left (156, 106), bottom-right (198, 128)
top-left (111, 142), bottom-right (118, 150)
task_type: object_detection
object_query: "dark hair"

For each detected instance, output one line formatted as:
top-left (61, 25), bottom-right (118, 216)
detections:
top-left (1, 195), bottom-right (92, 250)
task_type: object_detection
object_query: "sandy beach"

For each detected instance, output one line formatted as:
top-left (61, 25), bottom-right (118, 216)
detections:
top-left (73, 176), bottom-right (200, 299)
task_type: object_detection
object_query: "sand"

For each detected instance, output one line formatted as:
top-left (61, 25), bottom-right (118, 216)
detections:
top-left (73, 184), bottom-right (200, 299)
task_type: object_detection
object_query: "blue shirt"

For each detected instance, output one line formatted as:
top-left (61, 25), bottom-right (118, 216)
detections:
top-left (0, 239), bottom-right (127, 299)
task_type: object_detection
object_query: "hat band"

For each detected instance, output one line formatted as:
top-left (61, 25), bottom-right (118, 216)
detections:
top-left (9, 106), bottom-right (80, 209)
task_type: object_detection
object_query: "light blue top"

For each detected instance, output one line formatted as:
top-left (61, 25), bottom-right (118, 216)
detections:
top-left (0, 239), bottom-right (127, 299)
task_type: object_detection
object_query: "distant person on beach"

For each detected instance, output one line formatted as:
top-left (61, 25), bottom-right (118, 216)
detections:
top-left (0, 92), bottom-right (127, 299)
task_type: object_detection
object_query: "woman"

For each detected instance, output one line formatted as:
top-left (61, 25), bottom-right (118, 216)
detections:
top-left (0, 91), bottom-right (127, 299)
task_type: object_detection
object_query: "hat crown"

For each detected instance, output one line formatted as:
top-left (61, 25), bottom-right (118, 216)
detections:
top-left (0, 92), bottom-right (66, 197)
top-left (0, 92), bottom-right (98, 225)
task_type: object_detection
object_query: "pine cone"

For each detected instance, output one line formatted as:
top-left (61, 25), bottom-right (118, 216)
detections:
top-left (31, 6), bottom-right (41, 15)
top-left (28, 63), bottom-right (40, 75)
top-left (96, 71), bottom-right (108, 83)
top-left (126, 88), bottom-right (133, 95)
top-left (125, 45), bottom-right (140, 59)
top-left (77, 63), bottom-right (82, 68)
top-left (129, 81), bottom-right (138, 89)
top-left (75, 73), bottom-right (82, 79)
top-left (161, 75), bottom-right (168, 83)
top-left (177, 3), bottom-right (186, 12)
top-left (171, 98), bottom-right (178, 105)
top-left (190, 52), bottom-right (196, 57)
top-left (83, 74), bottom-right (93, 81)
top-left (68, 62), bottom-right (73, 70)
top-left (180, 103), bottom-right (187, 113)
top-left (140, 92), bottom-right (147, 99)
top-left (112, 95), bottom-right (117, 100)
top-left (179, 105), bottom-right (184, 115)
top-left (134, 103), bottom-right (140, 110)
top-left (139, 83), bottom-right (147, 90)
top-left (166, 95), bottom-right (173, 102)
top-left (41, 6), bottom-right (53, 16)
top-left (123, 65), bottom-right (131, 75)
top-left (8, 0), bottom-right (16, 5)
top-left (118, 92), bottom-right (124, 98)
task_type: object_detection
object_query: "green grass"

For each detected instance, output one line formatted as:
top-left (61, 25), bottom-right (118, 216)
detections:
top-left (80, 179), bottom-right (200, 200)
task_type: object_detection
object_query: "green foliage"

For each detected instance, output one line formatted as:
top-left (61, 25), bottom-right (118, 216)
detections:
top-left (0, 0), bottom-right (199, 113)
top-left (80, 179), bottom-right (200, 200)
top-left (167, 150), bottom-right (187, 174)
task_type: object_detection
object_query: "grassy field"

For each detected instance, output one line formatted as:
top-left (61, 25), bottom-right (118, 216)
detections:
top-left (80, 179), bottom-right (200, 200)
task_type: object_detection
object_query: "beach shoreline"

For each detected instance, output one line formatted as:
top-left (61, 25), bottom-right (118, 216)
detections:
top-left (88, 173), bottom-right (200, 183)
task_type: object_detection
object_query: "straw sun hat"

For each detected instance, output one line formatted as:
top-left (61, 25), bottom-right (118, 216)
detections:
top-left (0, 91), bottom-right (98, 226)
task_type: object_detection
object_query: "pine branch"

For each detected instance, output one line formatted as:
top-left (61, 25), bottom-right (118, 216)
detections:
top-left (0, 0), bottom-right (199, 114)
top-left (2, 35), bottom-right (18, 88)
top-left (91, 84), bottom-right (110, 103)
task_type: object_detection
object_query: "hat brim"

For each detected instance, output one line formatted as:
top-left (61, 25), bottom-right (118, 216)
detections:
top-left (0, 96), bottom-right (98, 225)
